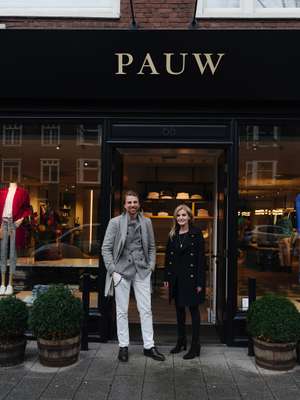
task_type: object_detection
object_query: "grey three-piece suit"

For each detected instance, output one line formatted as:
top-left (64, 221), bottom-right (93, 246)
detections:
top-left (101, 212), bottom-right (156, 348)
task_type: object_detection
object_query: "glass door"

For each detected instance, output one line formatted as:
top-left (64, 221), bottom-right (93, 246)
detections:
top-left (109, 146), bottom-right (226, 326)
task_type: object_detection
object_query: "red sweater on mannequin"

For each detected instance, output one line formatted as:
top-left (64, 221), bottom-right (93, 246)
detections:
top-left (0, 187), bottom-right (32, 249)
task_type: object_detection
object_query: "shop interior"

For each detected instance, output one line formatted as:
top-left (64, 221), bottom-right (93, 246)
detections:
top-left (237, 125), bottom-right (300, 312)
top-left (113, 147), bottom-right (225, 325)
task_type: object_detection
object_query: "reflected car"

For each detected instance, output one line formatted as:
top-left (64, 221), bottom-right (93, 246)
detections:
top-left (32, 223), bottom-right (100, 261)
top-left (250, 225), bottom-right (287, 247)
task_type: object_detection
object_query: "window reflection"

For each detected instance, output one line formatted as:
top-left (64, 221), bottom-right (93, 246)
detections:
top-left (0, 121), bottom-right (101, 306)
top-left (238, 124), bottom-right (300, 311)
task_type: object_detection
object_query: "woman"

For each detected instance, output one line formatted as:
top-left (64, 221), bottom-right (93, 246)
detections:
top-left (164, 204), bottom-right (205, 359)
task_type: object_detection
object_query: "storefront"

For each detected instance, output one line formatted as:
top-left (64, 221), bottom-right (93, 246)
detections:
top-left (0, 29), bottom-right (300, 345)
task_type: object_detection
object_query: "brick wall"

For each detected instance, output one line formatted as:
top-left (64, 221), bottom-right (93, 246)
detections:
top-left (0, 0), bottom-right (300, 29)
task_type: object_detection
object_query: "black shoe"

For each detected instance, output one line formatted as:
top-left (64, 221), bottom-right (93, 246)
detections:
top-left (183, 344), bottom-right (201, 360)
top-left (118, 346), bottom-right (128, 362)
top-left (143, 346), bottom-right (165, 361)
top-left (170, 338), bottom-right (187, 354)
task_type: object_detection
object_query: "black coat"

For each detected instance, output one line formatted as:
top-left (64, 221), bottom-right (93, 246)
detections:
top-left (164, 226), bottom-right (206, 306)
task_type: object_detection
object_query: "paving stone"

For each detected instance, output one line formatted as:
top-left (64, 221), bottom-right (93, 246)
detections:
top-left (270, 384), bottom-right (300, 400)
top-left (238, 383), bottom-right (275, 400)
top-left (115, 354), bottom-right (146, 376)
top-left (40, 376), bottom-right (82, 399)
top-left (4, 376), bottom-right (50, 400)
top-left (260, 372), bottom-right (296, 386)
top-left (142, 381), bottom-right (175, 400)
top-left (175, 384), bottom-right (208, 400)
top-left (202, 365), bottom-right (235, 384)
top-left (0, 383), bottom-right (16, 400)
top-left (230, 367), bottom-right (263, 383)
top-left (108, 375), bottom-right (143, 400)
top-left (0, 368), bottom-right (26, 383)
top-left (206, 383), bottom-right (241, 399)
top-left (74, 380), bottom-right (111, 400)
top-left (85, 358), bottom-right (118, 381)
top-left (57, 357), bottom-right (93, 377)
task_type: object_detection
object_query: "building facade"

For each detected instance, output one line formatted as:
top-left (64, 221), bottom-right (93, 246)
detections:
top-left (0, 1), bottom-right (300, 345)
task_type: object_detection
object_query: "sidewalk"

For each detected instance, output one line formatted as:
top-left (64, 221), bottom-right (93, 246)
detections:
top-left (1, 342), bottom-right (300, 400)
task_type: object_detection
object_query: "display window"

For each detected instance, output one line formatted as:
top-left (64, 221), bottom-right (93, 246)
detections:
top-left (238, 123), bottom-right (300, 311)
top-left (0, 120), bottom-right (101, 306)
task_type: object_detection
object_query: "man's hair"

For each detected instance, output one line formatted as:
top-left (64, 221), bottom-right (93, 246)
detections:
top-left (123, 190), bottom-right (140, 203)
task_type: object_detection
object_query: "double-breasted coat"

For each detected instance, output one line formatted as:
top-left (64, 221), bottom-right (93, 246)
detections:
top-left (164, 226), bottom-right (206, 306)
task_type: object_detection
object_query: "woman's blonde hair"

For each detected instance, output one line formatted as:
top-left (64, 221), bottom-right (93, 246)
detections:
top-left (169, 204), bottom-right (194, 238)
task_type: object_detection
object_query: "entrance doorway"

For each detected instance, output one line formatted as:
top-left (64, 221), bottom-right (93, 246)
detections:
top-left (110, 146), bottom-right (228, 327)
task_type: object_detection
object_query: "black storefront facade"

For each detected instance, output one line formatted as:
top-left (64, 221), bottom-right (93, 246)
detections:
top-left (1, 29), bottom-right (300, 346)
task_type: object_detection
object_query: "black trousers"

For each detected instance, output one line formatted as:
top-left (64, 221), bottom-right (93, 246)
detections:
top-left (175, 301), bottom-right (201, 345)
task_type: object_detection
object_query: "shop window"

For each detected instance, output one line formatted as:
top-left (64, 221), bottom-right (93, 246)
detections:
top-left (237, 123), bottom-right (300, 313)
top-left (1, 159), bottom-right (21, 182)
top-left (0, 0), bottom-right (120, 18)
top-left (41, 159), bottom-right (60, 184)
top-left (197, 0), bottom-right (300, 17)
top-left (77, 159), bottom-right (100, 184)
top-left (0, 120), bottom-right (102, 311)
top-left (77, 125), bottom-right (102, 146)
top-left (2, 124), bottom-right (22, 146)
top-left (41, 124), bottom-right (60, 147)
top-left (246, 160), bottom-right (277, 186)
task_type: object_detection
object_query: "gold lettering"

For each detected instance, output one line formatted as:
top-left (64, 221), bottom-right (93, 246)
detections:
top-left (193, 53), bottom-right (225, 75)
top-left (164, 53), bottom-right (188, 75)
top-left (137, 53), bottom-right (160, 75)
top-left (115, 53), bottom-right (134, 75)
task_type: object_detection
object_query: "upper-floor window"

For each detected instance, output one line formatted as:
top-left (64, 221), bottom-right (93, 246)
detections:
top-left (77, 159), bottom-right (100, 184)
top-left (77, 125), bottom-right (102, 146)
top-left (41, 159), bottom-right (60, 184)
top-left (41, 124), bottom-right (61, 147)
top-left (246, 125), bottom-right (281, 150)
top-left (0, 0), bottom-right (120, 18)
top-left (2, 124), bottom-right (22, 146)
top-left (246, 160), bottom-right (277, 186)
top-left (197, 0), bottom-right (300, 17)
top-left (1, 159), bottom-right (21, 183)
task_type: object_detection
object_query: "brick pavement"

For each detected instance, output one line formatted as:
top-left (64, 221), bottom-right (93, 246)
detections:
top-left (1, 342), bottom-right (300, 400)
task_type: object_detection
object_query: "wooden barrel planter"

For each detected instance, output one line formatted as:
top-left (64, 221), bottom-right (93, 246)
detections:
top-left (0, 337), bottom-right (27, 367)
top-left (253, 338), bottom-right (296, 371)
top-left (37, 335), bottom-right (80, 367)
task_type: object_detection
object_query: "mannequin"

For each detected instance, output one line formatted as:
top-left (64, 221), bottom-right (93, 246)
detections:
top-left (0, 182), bottom-right (31, 295)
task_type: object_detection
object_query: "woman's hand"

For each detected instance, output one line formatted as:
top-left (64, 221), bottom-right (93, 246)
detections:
top-left (163, 281), bottom-right (169, 289)
top-left (196, 286), bottom-right (202, 294)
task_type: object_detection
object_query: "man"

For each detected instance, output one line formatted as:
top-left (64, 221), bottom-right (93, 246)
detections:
top-left (101, 190), bottom-right (165, 362)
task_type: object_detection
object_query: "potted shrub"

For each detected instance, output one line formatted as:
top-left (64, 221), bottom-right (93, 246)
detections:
top-left (0, 296), bottom-right (29, 367)
top-left (30, 285), bottom-right (83, 367)
top-left (247, 294), bottom-right (300, 371)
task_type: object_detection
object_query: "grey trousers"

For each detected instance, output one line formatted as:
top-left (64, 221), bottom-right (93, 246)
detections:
top-left (1, 218), bottom-right (17, 274)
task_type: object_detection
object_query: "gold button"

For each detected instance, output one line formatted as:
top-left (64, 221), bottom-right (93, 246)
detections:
top-left (190, 264), bottom-right (194, 267)
top-left (190, 253), bottom-right (194, 256)
top-left (190, 274), bottom-right (194, 278)
top-left (171, 251), bottom-right (174, 255)
top-left (169, 261), bottom-right (172, 264)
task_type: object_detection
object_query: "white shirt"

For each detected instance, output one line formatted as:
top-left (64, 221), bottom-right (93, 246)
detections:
top-left (2, 186), bottom-right (17, 218)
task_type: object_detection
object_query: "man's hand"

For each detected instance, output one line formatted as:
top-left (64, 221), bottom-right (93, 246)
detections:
top-left (196, 286), bottom-right (202, 294)
top-left (113, 272), bottom-right (122, 287)
top-left (14, 218), bottom-right (24, 228)
top-left (163, 282), bottom-right (169, 289)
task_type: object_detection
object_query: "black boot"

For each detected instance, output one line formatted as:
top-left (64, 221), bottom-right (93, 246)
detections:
top-left (170, 338), bottom-right (187, 354)
top-left (183, 343), bottom-right (201, 360)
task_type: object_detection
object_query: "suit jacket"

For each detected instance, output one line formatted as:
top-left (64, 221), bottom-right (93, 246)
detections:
top-left (101, 212), bottom-right (156, 296)
top-left (164, 226), bottom-right (206, 306)
top-left (0, 187), bottom-right (32, 249)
